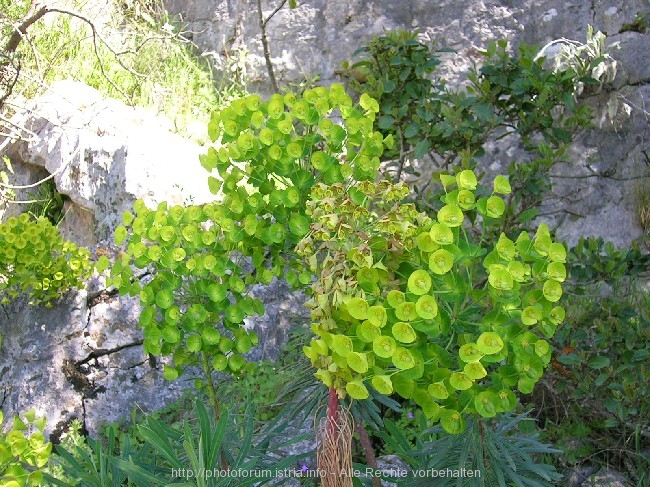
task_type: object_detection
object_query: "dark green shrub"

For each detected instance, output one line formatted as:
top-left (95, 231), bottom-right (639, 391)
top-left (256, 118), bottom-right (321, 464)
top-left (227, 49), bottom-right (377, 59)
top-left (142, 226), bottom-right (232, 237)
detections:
top-left (533, 238), bottom-right (650, 477)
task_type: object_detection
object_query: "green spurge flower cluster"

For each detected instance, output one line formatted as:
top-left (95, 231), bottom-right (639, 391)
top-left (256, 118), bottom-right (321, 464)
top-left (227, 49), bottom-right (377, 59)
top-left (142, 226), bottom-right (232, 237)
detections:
top-left (108, 201), bottom-right (264, 378)
top-left (0, 214), bottom-right (92, 306)
top-left (0, 409), bottom-right (52, 487)
top-left (300, 169), bottom-right (567, 434)
top-left (110, 84), bottom-right (565, 434)
top-left (108, 84), bottom-right (391, 383)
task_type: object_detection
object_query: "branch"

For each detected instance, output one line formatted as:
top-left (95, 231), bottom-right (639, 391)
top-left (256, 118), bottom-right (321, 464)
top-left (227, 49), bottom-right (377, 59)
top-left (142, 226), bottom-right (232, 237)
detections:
top-left (262, 0), bottom-right (288, 28)
top-left (256, 0), bottom-right (281, 93)
top-left (2, 5), bottom-right (150, 108)
top-left (0, 146), bottom-right (79, 190)
top-left (2, 2), bottom-right (47, 55)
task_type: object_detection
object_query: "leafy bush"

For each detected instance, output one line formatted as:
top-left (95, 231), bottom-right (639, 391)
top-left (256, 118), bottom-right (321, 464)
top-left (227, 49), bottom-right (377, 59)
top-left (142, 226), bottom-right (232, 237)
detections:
top-left (532, 238), bottom-right (650, 476)
top-left (301, 169), bottom-right (567, 434)
top-left (341, 29), bottom-right (621, 245)
top-left (106, 84), bottom-right (385, 414)
top-left (342, 32), bottom-right (595, 183)
top-left (89, 25), bottom-right (630, 484)
top-left (0, 409), bottom-right (52, 487)
top-left (102, 30), bottom-right (617, 482)
top-left (0, 214), bottom-right (92, 307)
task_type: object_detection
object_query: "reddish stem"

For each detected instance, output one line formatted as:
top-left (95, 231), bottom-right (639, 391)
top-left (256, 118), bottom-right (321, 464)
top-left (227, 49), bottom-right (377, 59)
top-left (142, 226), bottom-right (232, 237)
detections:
top-left (355, 422), bottom-right (381, 487)
top-left (327, 386), bottom-right (339, 437)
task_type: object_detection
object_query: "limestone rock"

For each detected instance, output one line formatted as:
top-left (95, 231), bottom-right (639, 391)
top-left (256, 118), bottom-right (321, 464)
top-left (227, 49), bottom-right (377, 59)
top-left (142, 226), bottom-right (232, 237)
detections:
top-left (0, 283), bottom-right (192, 438)
top-left (2, 79), bottom-right (215, 245)
top-left (580, 468), bottom-right (630, 487)
top-left (163, 0), bottom-right (650, 249)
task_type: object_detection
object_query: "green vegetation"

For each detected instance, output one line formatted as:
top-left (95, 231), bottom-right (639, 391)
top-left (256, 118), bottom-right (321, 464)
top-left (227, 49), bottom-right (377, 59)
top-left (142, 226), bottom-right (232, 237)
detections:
top-left (0, 213), bottom-right (92, 307)
top-left (0, 0), bottom-right (243, 140)
top-left (535, 238), bottom-right (650, 481)
top-left (0, 15), bottom-right (648, 486)
top-left (104, 24), bottom-right (598, 481)
top-left (0, 409), bottom-right (52, 487)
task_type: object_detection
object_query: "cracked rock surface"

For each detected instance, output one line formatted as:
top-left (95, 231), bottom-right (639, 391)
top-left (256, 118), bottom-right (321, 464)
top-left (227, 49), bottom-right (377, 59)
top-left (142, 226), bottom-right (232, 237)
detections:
top-left (0, 268), bottom-right (308, 439)
top-left (0, 279), bottom-right (191, 438)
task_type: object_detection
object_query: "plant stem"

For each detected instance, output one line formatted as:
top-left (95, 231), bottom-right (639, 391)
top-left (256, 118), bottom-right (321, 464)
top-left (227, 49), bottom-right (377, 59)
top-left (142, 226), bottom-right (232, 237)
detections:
top-left (327, 386), bottom-right (339, 438)
top-left (201, 352), bottom-right (220, 420)
top-left (256, 0), bottom-right (282, 93)
top-left (355, 422), bottom-right (381, 487)
top-left (201, 352), bottom-right (230, 470)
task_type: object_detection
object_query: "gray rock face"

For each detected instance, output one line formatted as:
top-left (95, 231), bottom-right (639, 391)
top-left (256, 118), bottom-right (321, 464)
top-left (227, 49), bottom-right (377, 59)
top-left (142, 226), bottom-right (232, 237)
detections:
top-left (0, 273), bottom-right (188, 438)
top-left (164, 0), bottom-right (650, 248)
top-left (0, 266), bottom-right (309, 438)
top-left (2, 80), bottom-right (214, 245)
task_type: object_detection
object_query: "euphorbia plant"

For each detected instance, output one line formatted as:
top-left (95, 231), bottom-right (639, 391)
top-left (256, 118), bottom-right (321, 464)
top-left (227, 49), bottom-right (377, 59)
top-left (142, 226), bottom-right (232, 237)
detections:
top-left (300, 169), bottom-right (566, 434)
top-left (106, 84), bottom-right (390, 418)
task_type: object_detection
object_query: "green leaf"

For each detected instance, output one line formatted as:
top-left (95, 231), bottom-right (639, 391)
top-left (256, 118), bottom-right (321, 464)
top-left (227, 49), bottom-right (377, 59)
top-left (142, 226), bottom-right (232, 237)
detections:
top-left (392, 322), bottom-right (417, 344)
top-left (456, 170), bottom-right (477, 190)
top-left (517, 208), bottom-right (538, 223)
top-left (395, 301), bottom-right (418, 321)
top-left (359, 93), bottom-right (380, 113)
top-left (449, 372), bottom-right (473, 390)
top-left (429, 223), bottom-right (453, 245)
top-left (440, 409), bottom-right (466, 434)
top-left (392, 347), bottom-right (416, 370)
top-left (186, 335), bottom-right (202, 352)
top-left (347, 297), bottom-right (369, 320)
top-left (95, 255), bottom-right (110, 273)
top-left (542, 279), bottom-right (563, 302)
top-left (414, 139), bottom-right (431, 159)
top-left (289, 213), bottom-right (310, 236)
top-left (556, 353), bottom-right (581, 366)
top-left (163, 365), bottom-right (179, 381)
top-left (488, 266), bottom-right (514, 291)
top-left (387, 290), bottom-right (406, 308)
top-left (373, 335), bottom-right (397, 358)
top-left (332, 334), bottom-right (354, 357)
top-left (493, 175), bottom-right (511, 194)
top-left (391, 374), bottom-right (415, 399)
top-left (428, 382), bottom-right (449, 400)
top-left (439, 174), bottom-right (457, 190)
top-left (357, 321), bottom-right (381, 342)
top-left (346, 380), bottom-right (369, 400)
top-left (429, 249), bottom-right (454, 275)
top-left (367, 305), bottom-right (387, 327)
top-left (464, 362), bottom-right (488, 382)
top-left (347, 352), bottom-right (369, 373)
top-left (377, 115), bottom-right (395, 130)
top-left (437, 205), bottom-right (464, 227)
top-left (588, 356), bottom-right (610, 369)
top-left (415, 294), bottom-right (438, 320)
top-left (476, 332), bottom-right (504, 355)
top-left (208, 176), bottom-right (222, 195)
top-left (407, 269), bottom-right (432, 295)
top-left (155, 289), bottom-right (174, 309)
top-left (475, 391), bottom-right (499, 417)
top-left (485, 195), bottom-right (506, 218)
top-left (114, 226), bottom-right (127, 246)
top-left (371, 375), bottom-right (393, 395)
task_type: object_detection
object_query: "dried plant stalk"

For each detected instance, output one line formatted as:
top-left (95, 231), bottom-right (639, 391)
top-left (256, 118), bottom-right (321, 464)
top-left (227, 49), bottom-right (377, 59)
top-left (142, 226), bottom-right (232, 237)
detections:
top-left (316, 391), bottom-right (354, 487)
